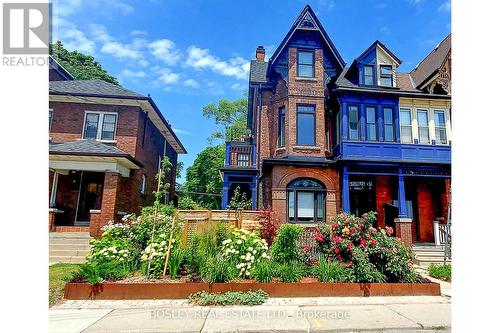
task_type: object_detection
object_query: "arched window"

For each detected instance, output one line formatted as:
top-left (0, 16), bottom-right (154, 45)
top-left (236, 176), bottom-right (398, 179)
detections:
top-left (287, 178), bottom-right (326, 223)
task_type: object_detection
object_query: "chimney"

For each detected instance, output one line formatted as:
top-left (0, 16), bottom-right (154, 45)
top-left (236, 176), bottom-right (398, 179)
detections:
top-left (256, 46), bottom-right (265, 62)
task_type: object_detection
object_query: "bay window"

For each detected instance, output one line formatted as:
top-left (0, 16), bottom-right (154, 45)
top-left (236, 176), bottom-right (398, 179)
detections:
top-left (83, 112), bottom-right (117, 141)
top-left (417, 109), bottom-right (430, 144)
top-left (348, 105), bottom-right (360, 140)
top-left (287, 178), bottom-right (326, 223)
top-left (296, 105), bottom-right (315, 145)
top-left (366, 106), bottom-right (377, 141)
top-left (297, 50), bottom-right (314, 77)
top-left (237, 153), bottom-right (250, 166)
top-left (383, 107), bottom-right (395, 142)
top-left (399, 108), bottom-right (413, 143)
top-left (434, 110), bottom-right (447, 144)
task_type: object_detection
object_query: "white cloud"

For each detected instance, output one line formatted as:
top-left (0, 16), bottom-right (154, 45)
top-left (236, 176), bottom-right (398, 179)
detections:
top-left (186, 46), bottom-right (250, 80)
top-left (148, 39), bottom-right (181, 66)
top-left (172, 128), bottom-right (192, 135)
top-left (101, 41), bottom-right (143, 59)
top-left (380, 26), bottom-right (390, 33)
top-left (156, 68), bottom-right (180, 85)
top-left (121, 69), bottom-right (146, 78)
top-left (438, 0), bottom-right (451, 12)
top-left (52, 17), bottom-right (95, 53)
top-left (183, 79), bottom-right (200, 88)
top-left (89, 24), bottom-right (145, 61)
top-left (131, 30), bottom-right (147, 37)
top-left (318, 0), bottom-right (335, 11)
top-left (230, 83), bottom-right (246, 91)
top-left (115, 2), bottom-right (134, 14)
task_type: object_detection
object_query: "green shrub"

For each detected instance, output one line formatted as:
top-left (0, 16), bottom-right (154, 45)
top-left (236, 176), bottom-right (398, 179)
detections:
top-left (188, 290), bottom-right (268, 306)
top-left (313, 257), bottom-right (354, 282)
top-left (76, 262), bottom-right (131, 285)
top-left (275, 261), bottom-right (307, 283)
top-left (168, 248), bottom-right (184, 279)
top-left (200, 255), bottom-right (237, 283)
top-left (251, 259), bottom-right (275, 283)
top-left (270, 224), bottom-right (304, 263)
top-left (351, 248), bottom-right (386, 282)
top-left (428, 263), bottom-right (451, 281)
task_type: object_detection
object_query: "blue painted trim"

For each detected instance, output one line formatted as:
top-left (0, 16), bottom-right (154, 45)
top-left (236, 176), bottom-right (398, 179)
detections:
top-left (360, 104), bottom-right (367, 141)
top-left (225, 143), bottom-right (231, 166)
top-left (397, 169), bottom-right (408, 218)
top-left (342, 166), bottom-right (350, 213)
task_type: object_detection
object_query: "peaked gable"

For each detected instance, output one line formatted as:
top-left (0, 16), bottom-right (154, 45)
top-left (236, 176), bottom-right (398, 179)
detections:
top-left (267, 5), bottom-right (345, 70)
top-left (410, 34), bottom-right (451, 89)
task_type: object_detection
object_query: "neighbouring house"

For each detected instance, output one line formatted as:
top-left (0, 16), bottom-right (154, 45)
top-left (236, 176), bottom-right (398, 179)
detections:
top-left (49, 57), bottom-right (186, 237)
top-left (220, 5), bottom-right (451, 247)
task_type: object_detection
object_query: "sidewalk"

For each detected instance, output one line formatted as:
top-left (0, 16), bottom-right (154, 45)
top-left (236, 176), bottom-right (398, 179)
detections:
top-left (49, 296), bottom-right (451, 333)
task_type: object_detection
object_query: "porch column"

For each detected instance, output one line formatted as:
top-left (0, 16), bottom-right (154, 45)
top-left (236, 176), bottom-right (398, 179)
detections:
top-left (251, 178), bottom-right (257, 210)
top-left (342, 166), bottom-right (350, 214)
top-left (50, 171), bottom-right (59, 207)
top-left (222, 179), bottom-right (230, 209)
top-left (341, 102), bottom-right (348, 141)
top-left (90, 171), bottom-right (118, 237)
top-left (395, 168), bottom-right (412, 247)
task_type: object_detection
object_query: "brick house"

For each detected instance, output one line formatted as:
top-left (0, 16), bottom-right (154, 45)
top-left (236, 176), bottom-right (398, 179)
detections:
top-left (49, 59), bottom-right (186, 237)
top-left (220, 5), bottom-right (451, 246)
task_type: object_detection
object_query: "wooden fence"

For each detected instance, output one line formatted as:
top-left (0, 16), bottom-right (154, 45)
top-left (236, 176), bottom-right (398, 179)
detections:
top-left (177, 210), bottom-right (262, 244)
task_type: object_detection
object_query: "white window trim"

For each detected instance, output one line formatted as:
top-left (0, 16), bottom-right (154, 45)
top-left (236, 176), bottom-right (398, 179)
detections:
top-left (49, 108), bottom-right (54, 131)
top-left (416, 109), bottom-right (430, 144)
top-left (82, 111), bottom-right (118, 142)
top-left (432, 109), bottom-right (449, 145)
top-left (399, 108), bottom-right (413, 144)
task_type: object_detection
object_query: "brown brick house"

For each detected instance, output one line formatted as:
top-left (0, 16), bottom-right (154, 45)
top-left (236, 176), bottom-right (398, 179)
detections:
top-left (49, 62), bottom-right (186, 236)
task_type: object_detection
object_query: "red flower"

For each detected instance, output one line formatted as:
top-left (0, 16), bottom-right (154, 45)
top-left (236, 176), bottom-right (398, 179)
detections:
top-left (332, 224), bottom-right (339, 230)
top-left (348, 242), bottom-right (353, 250)
top-left (360, 239), bottom-right (366, 247)
top-left (348, 261), bottom-right (353, 267)
top-left (337, 255), bottom-right (342, 261)
top-left (350, 227), bottom-right (356, 233)
top-left (303, 245), bottom-right (311, 252)
top-left (371, 239), bottom-right (377, 246)
top-left (314, 233), bottom-right (325, 242)
top-left (334, 247), bottom-right (340, 254)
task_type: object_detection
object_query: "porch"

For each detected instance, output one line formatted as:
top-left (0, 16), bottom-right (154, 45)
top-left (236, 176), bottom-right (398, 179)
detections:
top-left (49, 140), bottom-right (142, 236)
top-left (341, 163), bottom-right (451, 246)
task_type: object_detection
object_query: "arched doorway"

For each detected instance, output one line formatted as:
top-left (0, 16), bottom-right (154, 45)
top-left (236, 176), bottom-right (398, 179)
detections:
top-left (286, 178), bottom-right (326, 223)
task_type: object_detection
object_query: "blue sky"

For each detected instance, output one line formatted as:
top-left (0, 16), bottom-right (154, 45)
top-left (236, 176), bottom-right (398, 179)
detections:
top-left (52, 0), bottom-right (450, 182)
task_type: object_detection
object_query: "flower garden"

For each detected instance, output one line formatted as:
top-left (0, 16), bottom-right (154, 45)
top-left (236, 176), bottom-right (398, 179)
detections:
top-left (65, 206), bottom-right (439, 299)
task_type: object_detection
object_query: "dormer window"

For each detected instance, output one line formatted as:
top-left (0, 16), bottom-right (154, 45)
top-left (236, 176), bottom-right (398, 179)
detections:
top-left (363, 65), bottom-right (374, 85)
top-left (380, 65), bottom-right (393, 87)
top-left (297, 50), bottom-right (314, 77)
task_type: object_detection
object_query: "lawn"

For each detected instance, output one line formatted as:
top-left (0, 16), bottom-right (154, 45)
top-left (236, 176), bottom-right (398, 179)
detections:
top-left (428, 263), bottom-right (451, 282)
top-left (49, 263), bottom-right (80, 307)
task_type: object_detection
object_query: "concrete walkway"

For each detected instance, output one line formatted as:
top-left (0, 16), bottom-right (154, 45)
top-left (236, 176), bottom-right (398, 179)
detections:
top-left (49, 296), bottom-right (451, 333)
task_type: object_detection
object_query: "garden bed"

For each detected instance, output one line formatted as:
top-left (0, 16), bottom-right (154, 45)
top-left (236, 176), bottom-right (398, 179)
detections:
top-left (64, 280), bottom-right (440, 300)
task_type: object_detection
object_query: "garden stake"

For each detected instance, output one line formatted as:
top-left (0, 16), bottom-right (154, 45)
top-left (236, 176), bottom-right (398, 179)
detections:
top-left (162, 215), bottom-right (176, 278)
top-left (146, 176), bottom-right (162, 276)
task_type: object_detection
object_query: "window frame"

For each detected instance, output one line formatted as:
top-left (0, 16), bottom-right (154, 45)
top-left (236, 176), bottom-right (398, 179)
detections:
top-left (82, 111), bottom-right (118, 141)
top-left (140, 174), bottom-right (146, 194)
top-left (278, 106), bottom-right (286, 147)
top-left (399, 108), bottom-right (413, 144)
top-left (365, 105), bottom-right (377, 141)
top-left (237, 153), bottom-right (250, 167)
top-left (296, 104), bottom-right (316, 146)
top-left (383, 107), bottom-right (395, 142)
top-left (49, 108), bottom-right (53, 131)
top-left (417, 109), bottom-right (430, 144)
top-left (297, 49), bottom-right (315, 78)
top-left (380, 65), bottom-right (393, 87)
top-left (363, 65), bottom-right (375, 85)
top-left (348, 104), bottom-right (360, 140)
top-left (286, 178), bottom-right (326, 224)
top-left (433, 109), bottom-right (448, 145)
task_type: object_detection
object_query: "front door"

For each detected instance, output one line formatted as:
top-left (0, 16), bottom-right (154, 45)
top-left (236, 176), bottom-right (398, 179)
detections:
top-left (76, 172), bottom-right (104, 224)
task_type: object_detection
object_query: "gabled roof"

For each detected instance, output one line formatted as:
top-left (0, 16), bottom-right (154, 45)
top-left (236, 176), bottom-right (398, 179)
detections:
top-left (267, 5), bottom-right (345, 69)
top-left (50, 79), bottom-right (144, 98)
top-left (49, 139), bottom-right (143, 167)
top-left (49, 55), bottom-right (74, 81)
top-left (410, 34), bottom-right (451, 89)
top-left (249, 60), bottom-right (269, 84)
top-left (355, 40), bottom-right (402, 65)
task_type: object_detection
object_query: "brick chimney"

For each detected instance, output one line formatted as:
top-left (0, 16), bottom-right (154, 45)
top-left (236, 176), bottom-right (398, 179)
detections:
top-left (256, 46), bottom-right (265, 62)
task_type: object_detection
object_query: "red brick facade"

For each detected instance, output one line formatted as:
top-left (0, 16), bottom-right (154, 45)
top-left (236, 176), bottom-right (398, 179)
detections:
top-left (375, 176), bottom-right (393, 228)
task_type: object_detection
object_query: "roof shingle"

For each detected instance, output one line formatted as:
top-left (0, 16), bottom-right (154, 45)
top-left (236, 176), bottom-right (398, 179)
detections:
top-left (49, 79), bottom-right (145, 98)
top-left (249, 60), bottom-right (268, 83)
top-left (410, 34), bottom-right (451, 88)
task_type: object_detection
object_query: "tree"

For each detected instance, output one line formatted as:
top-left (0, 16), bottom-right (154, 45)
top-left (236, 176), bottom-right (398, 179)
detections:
top-left (183, 145), bottom-right (225, 209)
top-left (202, 98), bottom-right (250, 143)
top-left (49, 41), bottom-right (119, 85)
top-left (175, 161), bottom-right (184, 180)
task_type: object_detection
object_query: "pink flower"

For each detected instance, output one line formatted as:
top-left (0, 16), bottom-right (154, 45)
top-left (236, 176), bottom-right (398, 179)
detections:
top-left (348, 242), bottom-right (353, 250)
top-left (360, 239), bottom-right (366, 248)
top-left (385, 226), bottom-right (394, 236)
top-left (303, 245), bottom-right (311, 252)
top-left (315, 233), bottom-right (325, 242)
top-left (342, 227), bottom-right (350, 236)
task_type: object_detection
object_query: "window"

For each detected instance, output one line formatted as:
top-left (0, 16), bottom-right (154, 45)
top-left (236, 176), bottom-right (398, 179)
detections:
top-left (140, 175), bottom-right (146, 194)
top-left (383, 107), bottom-right (395, 142)
top-left (297, 50), bottom-right (314, 77)
top-left (49, 109), bottom-right (53, 131)
top-left (296, 105), bottom-right (315, 145)
top-left (434, 110), bottom-right (447, 144)
top-left (348, 105), bottom-right (360, 140)
top-left (237, 153), bottom-right (250, 166)
top-left (287, 178), bottom-right (326, 223)
top-left (399, 108), bottom-right (413, 143)
top-left (366, 106), bottom-right (377, 141)
top-left (278, 107), bottom-right (285, 147)
top-left (417, 109), bottom-right (430, 144)
top-left (380, 65), bottom-right (393, 87)
top-left (363, 65), bottom-right (374, 85)
top-left (83, 112), bottom-right (117, 140)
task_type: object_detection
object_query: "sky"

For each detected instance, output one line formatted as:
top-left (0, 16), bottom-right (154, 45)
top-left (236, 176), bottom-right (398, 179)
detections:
top-left (51, 0), bottom-right (451, 182)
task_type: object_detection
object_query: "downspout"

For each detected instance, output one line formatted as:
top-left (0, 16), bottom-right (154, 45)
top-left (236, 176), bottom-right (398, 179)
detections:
top-left (256, 84), bottom-right (263, 209)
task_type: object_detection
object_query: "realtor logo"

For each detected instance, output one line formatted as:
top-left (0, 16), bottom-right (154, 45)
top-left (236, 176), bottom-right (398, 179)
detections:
top-left (2, 3), bottom-right (50, 54)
